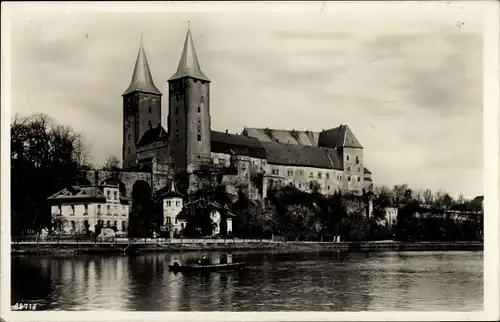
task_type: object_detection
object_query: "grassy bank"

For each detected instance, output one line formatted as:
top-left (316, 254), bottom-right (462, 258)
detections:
top-left (10, 240), bottom-right (483, 255)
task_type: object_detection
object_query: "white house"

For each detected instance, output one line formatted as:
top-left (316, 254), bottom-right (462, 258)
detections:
top-left (161, 182), bottom-right (188, 237)
top-left (47, 184), bottom-right (130, 235)
top-left (208, 202), bottom-right (235, 236)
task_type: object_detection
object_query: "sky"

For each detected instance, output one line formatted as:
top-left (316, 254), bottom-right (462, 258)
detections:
top-left (6, 2), bottom-right (484, 199)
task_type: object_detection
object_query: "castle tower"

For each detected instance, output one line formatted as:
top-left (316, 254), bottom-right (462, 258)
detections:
top-left (122, 40), bottom-right (162, 169)
top-left (167, 24), bottom-right (211, 173)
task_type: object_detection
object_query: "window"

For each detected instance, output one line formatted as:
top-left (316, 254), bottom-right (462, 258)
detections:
top-left (58, 205), bottom-right (62, 214)
top-left (310, 182), bottom-right (314, 189)
top-left (175, 119), bottom-right (178, 125)
top-left (358, 167), bottom-right (360, 172)
top-left (348, 166), bottom-right (351, 171)
top-left (114, 191), bottom-right (117, 199)
top-left (84, 205), bottom-right (88, 215)
top-left (107, 205), bottom-right (110, 213)
top-left (148, 106), bottom-right (151, 113)
top-left (175, 106), bottom-right (179, 114)
top-left (318, 172), bottom-right (322, 179)
top-left (356, 156), bottom-right (359, 164)
top-left (71, 221), bottom-right (76, 231)
top-left (181, 223), bottom-right (185, 229)
top-left (328, 185), bottom-right (331, 190)
top-left (107, 220), bottom-right (111, 227)
top-left (114, 205), bottom-right (118, 212)
top-left (98, 205), bottom-right (101, 213)
top-left (166, 201), bottom-right (170, 207)
top-left (263, 160), bottom-right (266, 166)
top-left (128, 147), bottom-right (130, 153)
top-left (272, 168), bottom-right (279, 175)
top-left (148, 120), bottom-right (152, 127)
top-left (175, 218), bottom-right (178, 224)
top-left (197, 134), bottom-right (201, 141)
top-left (346, 155), bottom-right (349, 161)
top-left (357, 177), bottom-right (360, 182)
top-left (288, 169), bottom-right (293, 176)
top-left (326, 173), bottom-right (330, 179)
top-left (114, 221), bottom-right (117, 227)
top-left (242, 163), bottom-right (246, 171)
top-left (71, 205), bottom-right (75, 214)
top-left (176, 201), bottom-right (180, 207)
top-left (348, 177), bottom-right (351, 182)
top-left (309, 172), bottom-right (313, 178)
top-left (198, 106), bottom-right (201, 113)
top-left (299, 183), bottom-right (302, 188)
top-left (299, 170), bottom-right (304, 177)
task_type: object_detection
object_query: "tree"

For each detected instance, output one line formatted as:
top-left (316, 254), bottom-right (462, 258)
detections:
top-left (11, 113), bottom-right (90, 236)
top-left (422, 189), bottom-right (433, 205)
top-left (103, 156), bottom-right (120, 170)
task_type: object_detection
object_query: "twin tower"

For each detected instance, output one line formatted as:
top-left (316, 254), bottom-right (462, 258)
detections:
top-left (122, 26), bottom-right (211, 172)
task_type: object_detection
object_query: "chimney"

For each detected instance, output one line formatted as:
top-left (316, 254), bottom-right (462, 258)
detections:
top-left (225, 129), bottom-right (228, 135)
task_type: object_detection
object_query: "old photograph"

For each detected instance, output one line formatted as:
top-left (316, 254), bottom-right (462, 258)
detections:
top-left (1, 1), bottom-right (499, 321)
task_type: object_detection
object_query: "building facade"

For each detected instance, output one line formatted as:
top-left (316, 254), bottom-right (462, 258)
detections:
top-left (47, 184), bottom-right (130, 235)
top-left (122, 25), bottom-right (374, 199)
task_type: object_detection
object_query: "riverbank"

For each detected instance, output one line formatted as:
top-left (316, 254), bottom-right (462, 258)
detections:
top-left (10, 240), bottom-right (483, 255)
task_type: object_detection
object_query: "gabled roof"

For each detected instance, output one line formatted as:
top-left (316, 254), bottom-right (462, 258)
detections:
top-left (137, 125), bottom-right (168, 147)
top-left (123, 42), bottom-right (162, 96)
top-left (260, 141), bottom-right (343, 170)
top-left (242, 127), bottom-right (320, 146)
top-left (47, 186), bottom-right (107, 202)
top-left (210, 130), bottom-right (267, 159)
top-left (168, 26), bottom-right (210, 82)
top-left (318, 125), bottom-right (363, 149)
top-left (160, 181), bottom-right (184, 199)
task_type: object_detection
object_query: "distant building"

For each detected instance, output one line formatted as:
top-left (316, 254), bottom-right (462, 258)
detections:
top-left (384, 207), bottom-right (398, 226)
top-left (47, 184), bottom-right (130, 235)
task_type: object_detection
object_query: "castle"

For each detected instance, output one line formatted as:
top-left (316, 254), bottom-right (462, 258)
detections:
top-left (120, 25), bottom-right (373, 200)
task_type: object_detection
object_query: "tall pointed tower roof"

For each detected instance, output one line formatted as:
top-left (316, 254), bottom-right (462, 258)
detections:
top-left (169, 24), bottom-right (210, 82)
top-left (123, 40), bottom-right (162, 96)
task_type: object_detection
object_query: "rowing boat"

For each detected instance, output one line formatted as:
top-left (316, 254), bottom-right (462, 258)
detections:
top-left (168, 262), bottom-right (246, 272)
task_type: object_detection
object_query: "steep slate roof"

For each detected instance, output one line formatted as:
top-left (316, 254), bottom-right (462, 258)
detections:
top-left (47, 186), bottom-right (107, 202)
top-left (168, 26), bottom-right (210, 82)
top-left (243, 127), bottom-right (320, 146)
top-left (318, 125), bottom-right (363, 149)
top-left (210, 130), bottom-right (267, 159)
top-left (137, 125), bottom-right (168, 147)
top-left (260, 141), bottom-right (343, 170)
top-left (123, 42), bottom-right (162, 96)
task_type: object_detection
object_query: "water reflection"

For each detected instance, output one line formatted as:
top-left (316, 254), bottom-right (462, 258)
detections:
top-left (11, 250), bottom-right (483, 311)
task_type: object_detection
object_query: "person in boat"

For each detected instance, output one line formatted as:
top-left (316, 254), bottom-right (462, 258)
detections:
top-left (172, 258), bottom-right (181, 267)
top-left (199, 255), bottom-right (210, 266)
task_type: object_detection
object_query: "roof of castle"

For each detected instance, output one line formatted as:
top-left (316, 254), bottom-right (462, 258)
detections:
top-left (168, 26), bottom-right (210, 82)
top-left (123, 41), bottom-right (162, 96)
top-left (243, 125), bottom-right (363, 149)
top-left (260, 141), bottom-right (343, 170)
top-left (242, 127), bottom-right (320, 146)
top-left (318, 125), bottom-right (363, 149)
top-left (137, 125), bottom-right (168, 147)
top-left (210, 130), bottom-right (267, 159)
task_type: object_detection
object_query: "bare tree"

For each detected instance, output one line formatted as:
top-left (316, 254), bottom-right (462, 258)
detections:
top-left (103, 156), bottom-right (121, 170)
top-left (422, 189), bottom-right (433, 204)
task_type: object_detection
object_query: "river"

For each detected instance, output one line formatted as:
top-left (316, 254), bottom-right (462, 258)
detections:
top-left (11, 250), bottom-right (483, 311)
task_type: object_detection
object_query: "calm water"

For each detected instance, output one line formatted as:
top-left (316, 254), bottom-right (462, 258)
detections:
top-left (11, 250), bottom-right (483, 311)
